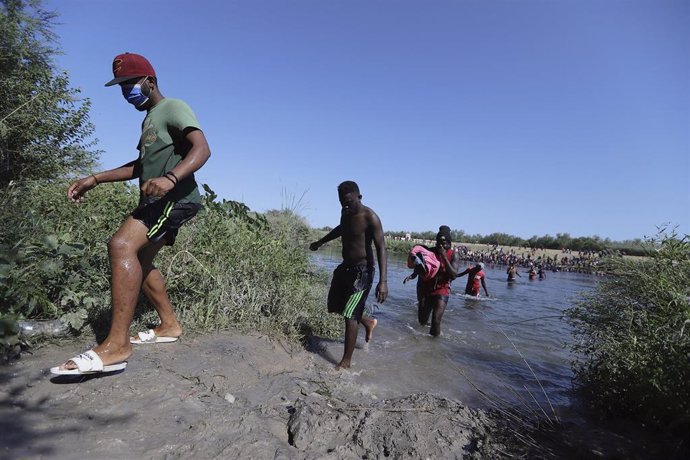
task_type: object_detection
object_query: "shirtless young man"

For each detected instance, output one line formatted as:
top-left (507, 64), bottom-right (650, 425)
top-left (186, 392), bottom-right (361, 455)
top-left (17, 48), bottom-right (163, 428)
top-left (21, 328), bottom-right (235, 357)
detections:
top-left (507, 262), bottom-right (521, 282)
top-left (309, 181), bottom-right (388, 370)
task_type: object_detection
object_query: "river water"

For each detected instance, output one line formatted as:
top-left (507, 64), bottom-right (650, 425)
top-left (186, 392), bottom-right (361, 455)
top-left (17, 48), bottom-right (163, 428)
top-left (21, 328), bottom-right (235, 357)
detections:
top-left (310, 249), bottom-right (596, 414)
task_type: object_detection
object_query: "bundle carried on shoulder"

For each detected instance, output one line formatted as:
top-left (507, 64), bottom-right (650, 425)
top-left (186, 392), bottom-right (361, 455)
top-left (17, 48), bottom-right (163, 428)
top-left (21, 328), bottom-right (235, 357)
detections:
top-left (407, 245), bottom-right (441, 281)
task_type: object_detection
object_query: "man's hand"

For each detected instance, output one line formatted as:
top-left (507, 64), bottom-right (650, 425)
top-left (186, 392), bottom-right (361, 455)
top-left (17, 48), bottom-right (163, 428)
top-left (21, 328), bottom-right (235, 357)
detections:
top-left (141, 176), bottom-right (175, 197)
top-left (309, 241), bottom-right (321, 251)
top-left (435, 245), bottom-right (449, 258)
top-left (67, 175), bottom-right (98, 203)
top-left (375, 281), bottom-right (388, 303)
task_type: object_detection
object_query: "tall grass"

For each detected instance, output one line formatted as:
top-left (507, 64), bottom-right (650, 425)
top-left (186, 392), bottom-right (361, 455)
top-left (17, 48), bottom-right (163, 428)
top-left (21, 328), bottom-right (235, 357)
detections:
top-left (0, 181), bottom-right (340, 357)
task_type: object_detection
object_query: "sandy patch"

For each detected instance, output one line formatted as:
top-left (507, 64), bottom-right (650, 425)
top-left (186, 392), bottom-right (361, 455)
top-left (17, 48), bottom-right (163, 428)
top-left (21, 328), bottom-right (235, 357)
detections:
top-left (1, 332), bottom-right (506, 459)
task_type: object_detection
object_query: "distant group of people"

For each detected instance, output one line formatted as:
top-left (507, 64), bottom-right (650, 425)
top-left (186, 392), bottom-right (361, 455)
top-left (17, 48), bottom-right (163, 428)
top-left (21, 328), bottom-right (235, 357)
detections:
top-left (454, 245), bottom-right (603, 274)
top-left (396, 239), bottom-right (606, 275)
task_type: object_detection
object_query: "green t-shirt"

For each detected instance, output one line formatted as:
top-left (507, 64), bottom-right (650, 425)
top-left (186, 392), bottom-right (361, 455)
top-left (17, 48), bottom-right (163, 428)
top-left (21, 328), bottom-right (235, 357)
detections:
top-left (136, 98), bottom-right (202, 204)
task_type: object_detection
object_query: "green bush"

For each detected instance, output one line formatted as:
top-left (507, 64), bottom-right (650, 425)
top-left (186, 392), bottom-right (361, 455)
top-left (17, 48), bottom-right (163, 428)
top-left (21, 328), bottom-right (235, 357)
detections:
top-left (384, 238), bottom-right (414, 254)
top-left (0, 181), bottom-right (135, 326)
top-left (0, 180), bottom-right (340, 355)
top-left (565, 229), bottom-right (690, 431)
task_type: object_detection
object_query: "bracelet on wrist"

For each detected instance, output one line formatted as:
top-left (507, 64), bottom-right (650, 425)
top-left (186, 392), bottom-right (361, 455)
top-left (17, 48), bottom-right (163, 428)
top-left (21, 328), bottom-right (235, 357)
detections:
top-left (165, 171), bottom-right (179, 184)
top-left (91, 174), bottom-right (99, 185)
top-left (163, 175), bottom-right (176, 186)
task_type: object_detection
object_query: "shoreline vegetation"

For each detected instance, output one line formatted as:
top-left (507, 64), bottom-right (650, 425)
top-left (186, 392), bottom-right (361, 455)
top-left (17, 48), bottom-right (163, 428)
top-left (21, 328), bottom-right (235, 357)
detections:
top-left (2, 2), bottom-right (688, 456)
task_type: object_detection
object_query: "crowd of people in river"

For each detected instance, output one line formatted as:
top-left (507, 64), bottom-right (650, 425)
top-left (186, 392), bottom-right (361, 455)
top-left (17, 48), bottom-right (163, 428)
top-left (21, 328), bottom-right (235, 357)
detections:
top-left (391, 237), bottom-right (606, 275)
top-left (453, 245), bottom-right (604, 275)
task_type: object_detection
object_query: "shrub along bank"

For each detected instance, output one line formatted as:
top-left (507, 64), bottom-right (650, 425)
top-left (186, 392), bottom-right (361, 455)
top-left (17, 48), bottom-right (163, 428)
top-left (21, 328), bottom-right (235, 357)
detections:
top-left (0, 181), bottom-right (340, 358)
top-left (566, 230), bottom-right (690, 434)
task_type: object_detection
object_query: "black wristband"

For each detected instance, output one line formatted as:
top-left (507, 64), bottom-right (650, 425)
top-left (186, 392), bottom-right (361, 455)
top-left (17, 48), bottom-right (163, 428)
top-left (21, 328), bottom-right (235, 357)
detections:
top-left (163, 175), bottom-right (176, 186)
top-left (165, 171), bottom-right (179, 184)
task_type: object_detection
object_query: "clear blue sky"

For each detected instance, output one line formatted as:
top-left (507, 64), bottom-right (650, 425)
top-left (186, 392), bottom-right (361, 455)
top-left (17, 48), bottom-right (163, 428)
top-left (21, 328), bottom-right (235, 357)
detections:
top-left (44, 0), bottom-right (689, 241)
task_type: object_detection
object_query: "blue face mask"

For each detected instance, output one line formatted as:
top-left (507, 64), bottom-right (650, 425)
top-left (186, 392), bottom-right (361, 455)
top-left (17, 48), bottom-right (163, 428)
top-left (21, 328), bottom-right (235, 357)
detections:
top-left (121, 79), bottom-right (150, 109)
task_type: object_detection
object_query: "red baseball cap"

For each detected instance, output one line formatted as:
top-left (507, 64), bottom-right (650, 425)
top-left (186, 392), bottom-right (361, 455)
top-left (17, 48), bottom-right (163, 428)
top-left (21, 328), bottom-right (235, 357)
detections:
top-left (104, 52), bottom-right (156, 86)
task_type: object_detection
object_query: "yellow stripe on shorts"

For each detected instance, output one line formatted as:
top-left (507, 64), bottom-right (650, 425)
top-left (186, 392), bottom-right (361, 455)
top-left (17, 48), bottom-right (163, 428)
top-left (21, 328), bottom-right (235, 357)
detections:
top-left (147, 201), bottom-right (174, 238)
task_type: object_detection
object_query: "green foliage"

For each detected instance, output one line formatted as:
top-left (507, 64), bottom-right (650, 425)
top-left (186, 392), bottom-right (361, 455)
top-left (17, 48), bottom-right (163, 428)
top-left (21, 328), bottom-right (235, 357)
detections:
top-left (383, 238), bottom-right (414, 254)
top-left (164, 195), bottom-right (339, 341)
top-left (565, 228), bottom-right (690, 431)
top-left (0, 0), bottom-right (99, 185)
top-left (0, 180), bottom-right (136, 327)
top-left (0, 181), bottom-right (339, 356)
top-left (0, 315), bottom-right (20, 349)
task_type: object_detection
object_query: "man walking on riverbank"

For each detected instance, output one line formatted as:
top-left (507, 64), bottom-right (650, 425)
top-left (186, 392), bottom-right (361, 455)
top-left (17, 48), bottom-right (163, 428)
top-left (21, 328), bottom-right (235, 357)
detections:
top-left (310, 181), bottom-right (388, 370)
top-left (52, 52), bottom-right (211, 375)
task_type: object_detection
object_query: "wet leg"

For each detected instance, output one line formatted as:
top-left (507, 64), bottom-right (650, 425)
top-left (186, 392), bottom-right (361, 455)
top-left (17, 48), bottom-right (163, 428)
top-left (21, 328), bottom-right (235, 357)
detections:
top-left (429, 297), bottom-right (448, 337)
top-left (138, 243), bottom-right (182, 339)
top-left (336, 318), bottom-right (359, 370)
top-left (361, 315), bottom-right (377, 343)
top-left (418, 296), bottom-right (432, 326)
top-left (60, 217), bottom-right (149, 369)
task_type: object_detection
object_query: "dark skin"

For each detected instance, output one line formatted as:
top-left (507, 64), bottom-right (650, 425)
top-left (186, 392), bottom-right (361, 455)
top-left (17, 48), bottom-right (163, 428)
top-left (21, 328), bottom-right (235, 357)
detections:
top-left (507, 264), bottom-right (521, 281)
top-left (457, 265), bottom-right (489, 297)
top-left (59, 76), bottom-right (211, 370)
top-left (310, 188), bottom-right (387, 370)
top-left (404, 236), bottom-right (460, 337)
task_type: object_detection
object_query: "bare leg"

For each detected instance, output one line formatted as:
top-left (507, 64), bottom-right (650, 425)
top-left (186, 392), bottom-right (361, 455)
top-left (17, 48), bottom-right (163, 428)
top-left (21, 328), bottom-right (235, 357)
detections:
top-left (138, 243), bottom-right (182, 339)
top-left (429, 297), bottom-right (448, 337)
top-left (361, 315), bottom-right (377, 343)
top-left (417, 280), bottom-right (432, 326)
top-left (336, 318), bottom-right (359, 370)
top-left (59, 217), bottom-right (150, 370)
top-left (418, 297), bottom-right (432, 326)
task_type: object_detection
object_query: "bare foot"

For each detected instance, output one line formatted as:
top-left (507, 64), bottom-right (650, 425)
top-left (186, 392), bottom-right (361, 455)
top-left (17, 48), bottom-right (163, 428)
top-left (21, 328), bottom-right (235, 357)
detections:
top-left (335, 360), bottom-right (351, 371)
top-left (154, 323), bottom-right (182, 338)
top-left (59, 344), bottom-right (132, 371)
top-left (130, 325), bottom-right (182, 342)
top-left (363, 317), bottom-right (377, 343)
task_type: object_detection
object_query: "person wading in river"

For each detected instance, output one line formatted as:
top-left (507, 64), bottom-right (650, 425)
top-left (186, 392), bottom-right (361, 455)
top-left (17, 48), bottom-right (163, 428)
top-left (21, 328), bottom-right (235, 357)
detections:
top-left (404, 225), bottom-right (460, 337)
top-left (309, 181), bottom-right (388, 370)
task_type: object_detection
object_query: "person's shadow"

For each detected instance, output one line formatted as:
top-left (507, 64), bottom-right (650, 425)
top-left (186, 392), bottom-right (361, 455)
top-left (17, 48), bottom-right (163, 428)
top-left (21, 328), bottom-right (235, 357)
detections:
top-left (50, 368), bottom-right (126, 384)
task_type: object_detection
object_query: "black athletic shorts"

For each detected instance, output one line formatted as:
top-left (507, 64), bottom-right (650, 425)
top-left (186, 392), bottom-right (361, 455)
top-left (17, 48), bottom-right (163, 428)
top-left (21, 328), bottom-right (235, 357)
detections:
top-left (327, 263), bottom-right (374, 321)
top-left (131, 198), bottom-right (202, 246)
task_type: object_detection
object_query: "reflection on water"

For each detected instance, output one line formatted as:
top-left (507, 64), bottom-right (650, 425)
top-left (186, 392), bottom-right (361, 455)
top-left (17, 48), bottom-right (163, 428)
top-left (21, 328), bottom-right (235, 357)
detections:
top-left (310, 248), bottom-right (597, 410)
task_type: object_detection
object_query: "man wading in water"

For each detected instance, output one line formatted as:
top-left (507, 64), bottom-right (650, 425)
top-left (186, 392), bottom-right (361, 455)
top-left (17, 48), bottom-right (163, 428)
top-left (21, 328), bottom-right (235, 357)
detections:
top-left (404, 226), bottom-right (460, 337)
top-left (310, 181), bottom-right (388, 370)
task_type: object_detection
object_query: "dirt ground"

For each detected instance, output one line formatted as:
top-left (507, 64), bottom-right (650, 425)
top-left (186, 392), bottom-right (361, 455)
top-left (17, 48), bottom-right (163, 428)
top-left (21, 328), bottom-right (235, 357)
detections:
top-left (2, 331), bottom-right (683, 459)
top-left (0, 332), bottom-right (511, 459)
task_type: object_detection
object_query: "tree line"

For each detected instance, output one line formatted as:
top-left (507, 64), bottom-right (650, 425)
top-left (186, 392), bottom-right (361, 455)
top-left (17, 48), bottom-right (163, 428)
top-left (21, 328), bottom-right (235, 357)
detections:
top-left (319, 227), bottom-right (647, 256)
